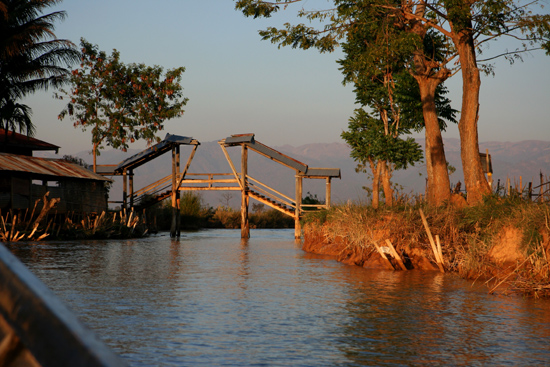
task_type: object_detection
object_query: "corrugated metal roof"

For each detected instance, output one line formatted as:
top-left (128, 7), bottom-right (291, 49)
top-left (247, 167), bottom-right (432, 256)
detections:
top-left (0, 153), bottom-right (110, 181)
top-left (247, 141), bottom-right (308, 173)
top-left (223, 134), bottom-right (255, 145)
top-left (0, 130), bottom-right (59, 152)
top-left (221, 134), bottom-right (341, 176)
top-left (301, 167), bottom-right (341, 178)
top-left (115, 133), bottom-right (199, 173)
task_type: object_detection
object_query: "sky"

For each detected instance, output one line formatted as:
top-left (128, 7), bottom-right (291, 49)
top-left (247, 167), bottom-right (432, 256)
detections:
top-left (22, 0), bottom-right (550, 158)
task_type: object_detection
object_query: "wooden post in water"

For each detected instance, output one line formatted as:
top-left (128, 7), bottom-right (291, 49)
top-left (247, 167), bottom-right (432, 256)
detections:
top-left (170, 146), bottom-right (181, 238)
top-left (122, 168), bottom-right (127, 211)
top-left (295, 175), bottom-right (303, 238)
top-left (240, 144), bottom-right (250, 238)
top-left (129, 169), bottom-right (134, 208)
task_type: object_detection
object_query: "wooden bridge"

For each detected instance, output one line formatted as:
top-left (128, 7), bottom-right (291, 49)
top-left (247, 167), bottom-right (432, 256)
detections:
top-left (97, 133), bottom-right (340, 239)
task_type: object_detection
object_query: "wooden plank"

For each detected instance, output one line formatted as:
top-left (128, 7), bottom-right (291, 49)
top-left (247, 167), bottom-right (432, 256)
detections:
top-left (175, 144), bottom-right (198, 190)
top-left (435, 235), bottom-right (444, 266)
top-left (179, 186), bottom-right (241, 191)
top-left (373, 242), bottom-right (395, 270)
top-left (385, 239), bottom-right (407, 271)
top-left (178, 178), bottom-right (239, 184)
top-left (247, 175), bottom-right (295, 205)
top-left (246, 141), bottom-right (308, 173)
top-left (218, 142), bottom-right (243, 190)
top-left (248, 191), bottom-right (294, 217)
top-left (419, 209), bottom-right (445, 273)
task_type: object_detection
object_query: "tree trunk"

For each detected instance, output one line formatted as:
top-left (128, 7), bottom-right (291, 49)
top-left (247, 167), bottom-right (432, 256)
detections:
top-left (369, 159), bottom-right (382, 209)
top-left (455, 31), bottom-right (491, 205)
top-left (92, 144), bottom-right (97, 173)
top-left (381, 161), bottom-right (394, 207)
top-left (417, 77), bottom-right (451, 206)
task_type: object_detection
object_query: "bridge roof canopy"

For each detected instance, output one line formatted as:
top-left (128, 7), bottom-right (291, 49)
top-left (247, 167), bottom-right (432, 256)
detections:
top-left (222, 134), bottom-right (340, 178)
top-left (113, 134), bottom-right (199, 173)
top-left (300, 167), bottom-right (341, 179)
top-left (221, 134), bottom-right (309, 173)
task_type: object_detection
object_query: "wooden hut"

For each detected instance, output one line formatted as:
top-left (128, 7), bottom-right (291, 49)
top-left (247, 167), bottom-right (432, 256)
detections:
top-left (0, 131), bottom-right (110, 214)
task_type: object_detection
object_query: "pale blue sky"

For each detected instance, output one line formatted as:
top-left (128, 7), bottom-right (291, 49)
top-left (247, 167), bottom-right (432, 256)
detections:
top-left (23, 0), bottom-right (550, 157)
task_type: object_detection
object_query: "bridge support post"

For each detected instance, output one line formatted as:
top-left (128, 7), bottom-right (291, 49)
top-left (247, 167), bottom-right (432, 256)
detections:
top-left (241, 145), bottom-right (250, 238)
top-left (326, 177), bottom-right (331, 208)
top-left (170, 146), bottom-right (181, 238)
top-left (122, 169), bottom-right (127, 211)
top-left (295, 175), bottom-right (302, 239)
top-left (129, 169), bottom-right (134, 208)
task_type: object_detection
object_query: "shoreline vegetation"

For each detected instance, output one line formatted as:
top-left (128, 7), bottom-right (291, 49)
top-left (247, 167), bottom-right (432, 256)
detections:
top-left (301, 193), bottom-right (550, 298)
top-left (0, 192), bottom-right (293, 242)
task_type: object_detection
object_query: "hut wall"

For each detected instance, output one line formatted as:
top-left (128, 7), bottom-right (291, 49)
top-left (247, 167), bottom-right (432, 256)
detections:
top-left (0, 178), bottom-right (107, 214)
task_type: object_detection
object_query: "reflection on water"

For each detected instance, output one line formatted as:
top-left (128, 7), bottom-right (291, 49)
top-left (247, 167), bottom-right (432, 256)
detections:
top-left (8, 229), bottom-right (550, 366)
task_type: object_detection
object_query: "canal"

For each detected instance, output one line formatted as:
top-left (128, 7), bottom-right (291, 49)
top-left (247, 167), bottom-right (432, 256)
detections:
top-left (8, 229), bottom-right (550, 366)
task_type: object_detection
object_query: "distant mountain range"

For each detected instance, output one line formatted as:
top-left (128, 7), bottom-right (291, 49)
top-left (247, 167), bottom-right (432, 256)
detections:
top-left (39, 139), bottom-right (550, 207)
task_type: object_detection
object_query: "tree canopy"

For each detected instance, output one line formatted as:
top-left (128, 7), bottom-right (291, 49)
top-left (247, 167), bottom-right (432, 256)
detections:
top-left (57, 39), bottom-right (189, 171)
top-left (235, 0), bottom-right (550, 205)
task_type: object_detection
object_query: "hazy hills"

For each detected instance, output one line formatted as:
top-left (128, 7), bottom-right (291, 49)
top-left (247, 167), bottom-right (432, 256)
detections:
top-left (42, 139), bottom-right (550, 207)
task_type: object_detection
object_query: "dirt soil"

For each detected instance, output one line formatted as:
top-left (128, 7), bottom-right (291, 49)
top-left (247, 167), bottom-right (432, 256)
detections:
top-left (302, 223), bottom-right (441, 271)
top-left (302, 221), bottom-right (530, 275)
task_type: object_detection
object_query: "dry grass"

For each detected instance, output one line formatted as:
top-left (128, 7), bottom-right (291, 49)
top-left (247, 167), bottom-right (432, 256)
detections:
top-left (303, 194), bottom-right (550, 297)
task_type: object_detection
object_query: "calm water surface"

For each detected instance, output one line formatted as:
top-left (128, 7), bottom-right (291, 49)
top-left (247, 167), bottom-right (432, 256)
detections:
top-left (8, 229), bottom-right (550, 366)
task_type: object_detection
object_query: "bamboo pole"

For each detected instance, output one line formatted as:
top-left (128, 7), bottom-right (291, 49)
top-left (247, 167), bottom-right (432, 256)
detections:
top-left (419, 209), bottom-right (445, 273)
top-left (385, 239), bottom-right (407, 271)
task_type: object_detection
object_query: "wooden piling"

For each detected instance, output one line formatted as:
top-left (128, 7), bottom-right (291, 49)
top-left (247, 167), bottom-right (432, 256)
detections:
top-left (241, 144), bottom-right (250, 238)
top-left (295, 175), bottom-right (303, 239)
top-left (170, 146), bottom-right (181, 238)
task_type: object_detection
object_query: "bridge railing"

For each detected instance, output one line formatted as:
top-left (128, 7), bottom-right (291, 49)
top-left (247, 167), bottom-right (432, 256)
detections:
top-left (178, 173), bottom-right (240, 191)
top-left (247, 175), bottom-right (295, 210)
top-left (131, 175), bottom-right (172, 207)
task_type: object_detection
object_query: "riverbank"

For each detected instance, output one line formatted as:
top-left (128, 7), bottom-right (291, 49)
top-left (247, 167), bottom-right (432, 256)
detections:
top-left (301, 194), bottom-right (550, 297)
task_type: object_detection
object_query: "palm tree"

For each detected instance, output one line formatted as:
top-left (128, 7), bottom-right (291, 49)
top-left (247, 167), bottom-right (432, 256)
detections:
top-left (0, 99), bottom-right (33, 137)
top-left (0, 0), bottom-right (79, 137)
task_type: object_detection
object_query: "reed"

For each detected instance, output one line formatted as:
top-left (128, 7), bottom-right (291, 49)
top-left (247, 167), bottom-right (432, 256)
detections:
top-left (0, 193), bottom-right (148, 242)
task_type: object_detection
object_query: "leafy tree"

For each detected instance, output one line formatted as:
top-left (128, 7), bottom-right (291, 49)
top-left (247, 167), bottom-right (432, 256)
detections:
top-left (339, 11), bottom-right (456, 207)
top-left (236, 0), bottom-right (454, 205)
top-left (436, 0), bottom-right (550, 204)
top-left (235, 0), bottom-right (550, 205)
top-left (342, 109), bottom-right (424, 208)
top-left (57, 39), bottom-right (189, 172)
top-left (0, 0), bottom-right (79, 137)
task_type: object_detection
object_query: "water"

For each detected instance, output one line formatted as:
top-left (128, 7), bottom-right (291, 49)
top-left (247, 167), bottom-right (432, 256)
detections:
top-left (8, 229), bottom-right (550, 366)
